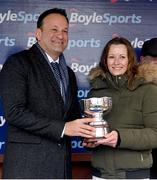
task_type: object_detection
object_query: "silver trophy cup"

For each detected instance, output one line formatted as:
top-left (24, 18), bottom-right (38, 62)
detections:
top-left (82, 97), bottom-right (112, 138)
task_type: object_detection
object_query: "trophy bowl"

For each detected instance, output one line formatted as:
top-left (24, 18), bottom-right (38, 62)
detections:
top-left (81, 97), bottom-right (112, 138)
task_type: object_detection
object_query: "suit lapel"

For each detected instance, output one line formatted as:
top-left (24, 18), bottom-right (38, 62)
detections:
top-left (63, 69), bottom-right (75, 117)
top-left (31, 45), bottom-right (63, 99)
top-left (30, 44), bottom-right (76, 116)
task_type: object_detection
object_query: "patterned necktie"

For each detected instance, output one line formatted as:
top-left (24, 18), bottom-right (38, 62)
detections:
top-left (51, 62), bottom-right (66, 102)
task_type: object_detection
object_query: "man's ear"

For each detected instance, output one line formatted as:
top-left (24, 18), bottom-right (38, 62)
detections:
top-left (35, 28), bottom-right (41, 41)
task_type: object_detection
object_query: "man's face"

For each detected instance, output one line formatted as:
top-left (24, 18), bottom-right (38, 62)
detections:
top-left (36, 13), bottom-right (69, 59)
top-left (141, 56), bottom-right (157, 64)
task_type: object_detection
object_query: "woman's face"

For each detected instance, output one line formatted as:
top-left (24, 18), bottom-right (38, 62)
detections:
top-left (107, 44), bottom-right (129, 76)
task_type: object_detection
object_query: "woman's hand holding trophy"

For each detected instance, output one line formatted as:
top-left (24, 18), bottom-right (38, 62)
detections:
top-left (81, 97), bottom-right (118, 148)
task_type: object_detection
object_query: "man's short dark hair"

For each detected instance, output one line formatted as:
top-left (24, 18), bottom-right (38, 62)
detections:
top-left (141, 38), bottom-right (157, 57)
top-left (37, 8), bottom-right (69, 28)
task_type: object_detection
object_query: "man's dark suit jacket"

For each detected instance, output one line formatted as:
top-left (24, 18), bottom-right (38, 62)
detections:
top-left (0, 44), bottom-right (81, 179)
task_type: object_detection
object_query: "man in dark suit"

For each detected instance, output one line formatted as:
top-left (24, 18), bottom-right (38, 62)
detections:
top-left (140, 37), bottom-right (157, 179)
top-left (0, 8), bottom-right (95, 179)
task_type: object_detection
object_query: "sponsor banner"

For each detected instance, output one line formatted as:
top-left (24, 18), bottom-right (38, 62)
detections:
top-left (0, 101), bottom-right (7, 154)
top-left (71, 137), bottom-right (87, 153)
top-left (0, 0), bottom-right (157, 154)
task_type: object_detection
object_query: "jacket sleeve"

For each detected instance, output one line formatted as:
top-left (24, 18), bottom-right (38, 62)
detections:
top-left (0, 54), bottom-right (65, 142)
top-left (118, 84), bottom-right (157, 150)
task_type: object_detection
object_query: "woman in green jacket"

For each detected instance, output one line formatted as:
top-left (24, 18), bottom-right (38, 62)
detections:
top-left (83, 37), bottom-right (157, 179)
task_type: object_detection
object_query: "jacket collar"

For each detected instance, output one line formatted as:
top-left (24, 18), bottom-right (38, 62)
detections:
top-left (88, 61), bottom-right (157, 90)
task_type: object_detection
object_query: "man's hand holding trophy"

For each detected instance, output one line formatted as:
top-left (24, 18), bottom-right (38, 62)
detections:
top-left (81, 97), bottom-right (118, 148)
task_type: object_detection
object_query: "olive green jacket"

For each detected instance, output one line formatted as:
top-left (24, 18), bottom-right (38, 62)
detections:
top-left (88, 62), bottom-right (157, 178)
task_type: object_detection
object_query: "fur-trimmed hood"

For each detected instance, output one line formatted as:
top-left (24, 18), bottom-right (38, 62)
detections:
top-left (88, 61), bottom-right (157, 89)
top-left (137, 61), bottom-right (157, 84)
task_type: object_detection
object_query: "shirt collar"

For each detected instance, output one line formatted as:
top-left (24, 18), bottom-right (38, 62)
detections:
top-left (45, 52), bottom-right (59, 64)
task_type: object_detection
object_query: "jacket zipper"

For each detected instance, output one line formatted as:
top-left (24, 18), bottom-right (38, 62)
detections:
top-left (141, 154), bottom-right (144, 162)
top-left (116, 76), bottom-right (118, 84)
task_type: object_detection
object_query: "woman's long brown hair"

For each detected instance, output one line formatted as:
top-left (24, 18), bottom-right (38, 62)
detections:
top-left (99, 37), bottom-right (138, 87)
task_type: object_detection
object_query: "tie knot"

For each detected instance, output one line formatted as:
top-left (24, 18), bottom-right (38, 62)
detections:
top-left (54, 62), bottom-right (59, 66)
top-left (51, 62), bottom-right (60, 71)
top-left (51, 61), bottom-right (59, 66)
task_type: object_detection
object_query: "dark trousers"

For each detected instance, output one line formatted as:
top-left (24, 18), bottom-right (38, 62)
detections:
top-left (92, 167), bottom-right (150, 179)
top-left (150, 149), bottom-right (157, 179)
top-left (126, 169), bottom-right (150, 179)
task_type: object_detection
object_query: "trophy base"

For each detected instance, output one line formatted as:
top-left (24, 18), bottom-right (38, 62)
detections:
top-left (95, 127), bottom-right (109, 138)
top-left (89, 121), bottom-right (109, 138)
